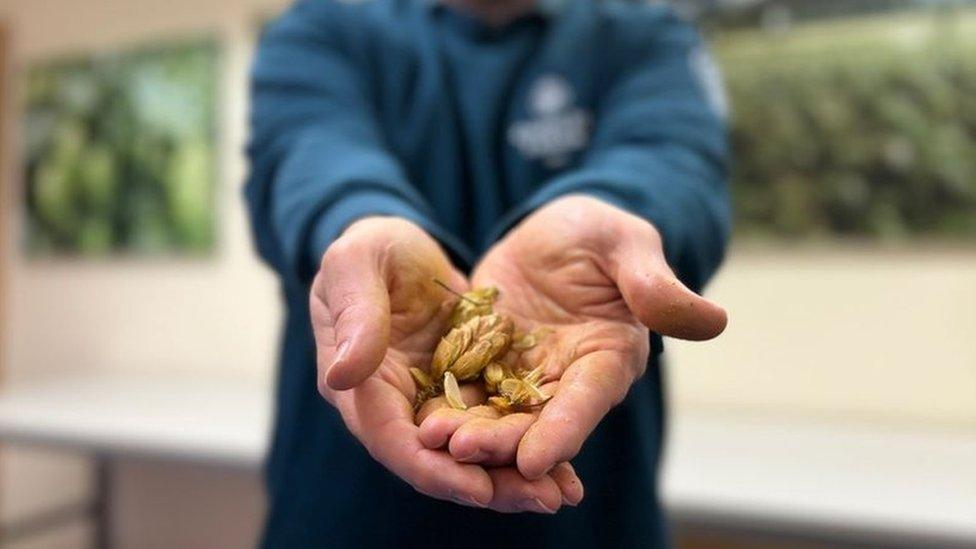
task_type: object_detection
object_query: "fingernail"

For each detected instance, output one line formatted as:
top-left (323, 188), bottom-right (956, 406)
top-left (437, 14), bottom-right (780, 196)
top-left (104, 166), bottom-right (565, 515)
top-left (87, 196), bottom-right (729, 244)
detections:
top-left (329, 340), bottom-right (349, 370)
top-left (467, 495), bottom-right (489, 507)
top-left (325, 342), bottom-right (351, 389)
top-left (522, 498), bottom-right (557, 514)
top-left (456, 449), bottom-right (487, 463)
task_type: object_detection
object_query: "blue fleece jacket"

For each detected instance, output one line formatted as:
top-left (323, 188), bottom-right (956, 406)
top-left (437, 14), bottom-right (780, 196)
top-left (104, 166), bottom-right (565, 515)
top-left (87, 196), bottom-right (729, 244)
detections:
top-left (245, 0), bottom-right (730, 547)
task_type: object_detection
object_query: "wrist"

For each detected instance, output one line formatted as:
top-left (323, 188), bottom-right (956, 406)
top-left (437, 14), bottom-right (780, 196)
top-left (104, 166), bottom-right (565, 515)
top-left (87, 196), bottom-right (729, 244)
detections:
top-left (324, 216), bottom-right (433, 271)
top-left (523, 194), bottom-right (663, 250)
top-left (343, 215), bottom-right (426, 241)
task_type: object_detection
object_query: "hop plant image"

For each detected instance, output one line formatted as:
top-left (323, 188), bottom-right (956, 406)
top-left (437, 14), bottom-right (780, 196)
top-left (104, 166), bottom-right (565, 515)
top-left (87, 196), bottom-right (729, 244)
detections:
top-left (411, 282), bottom-right (553, 416)
top-left (24, 40), bottom-right (218, 256)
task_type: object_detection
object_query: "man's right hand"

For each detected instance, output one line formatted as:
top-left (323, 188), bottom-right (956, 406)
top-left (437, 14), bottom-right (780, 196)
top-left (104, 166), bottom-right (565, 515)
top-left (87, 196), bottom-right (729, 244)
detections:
top-left (312, 217), bottom-right (583, 513)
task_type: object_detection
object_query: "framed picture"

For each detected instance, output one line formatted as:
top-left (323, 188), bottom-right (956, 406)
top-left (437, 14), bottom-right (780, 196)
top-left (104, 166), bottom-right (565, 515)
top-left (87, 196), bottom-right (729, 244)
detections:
top-left (704, 3), bottom-right (976, 242)
top-left (23, 38), bottom-right (219, 256)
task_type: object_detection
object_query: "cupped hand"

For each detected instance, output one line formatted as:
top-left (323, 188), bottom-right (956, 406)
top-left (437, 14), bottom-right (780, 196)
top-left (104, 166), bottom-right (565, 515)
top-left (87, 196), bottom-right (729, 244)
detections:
top-left (418, 196), bottom-right (728, 481)
top-left (312, 217), bottom-right (581, 512)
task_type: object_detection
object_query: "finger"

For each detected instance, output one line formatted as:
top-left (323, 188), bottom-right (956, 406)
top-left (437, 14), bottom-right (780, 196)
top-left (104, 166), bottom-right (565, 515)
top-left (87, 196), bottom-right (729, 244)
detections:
top-left (612, 233), bottom-right (728, 341)
top-left (314, 237), bottom-right (391, 391)
top-left (415, 383), bottom-right (489, 426)
top-left (449, 413), bottom-right (536, 466)
top-left (351, 378), bottom-right (494, 506)
top-left (517, 350), bottom-right (632, 480)
top-left (419, 408), bottom-right (470, 449)
top-left (486, 467), bottom-right (561, 514)
top-left (549, 462), bottom-right (584, 506)
top-left (418, 405), bottom-right (502, 450)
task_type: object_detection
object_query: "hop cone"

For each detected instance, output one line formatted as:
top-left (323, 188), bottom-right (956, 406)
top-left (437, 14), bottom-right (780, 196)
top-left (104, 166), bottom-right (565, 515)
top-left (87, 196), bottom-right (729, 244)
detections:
top-left (431, 313), bottom-right (514, 381)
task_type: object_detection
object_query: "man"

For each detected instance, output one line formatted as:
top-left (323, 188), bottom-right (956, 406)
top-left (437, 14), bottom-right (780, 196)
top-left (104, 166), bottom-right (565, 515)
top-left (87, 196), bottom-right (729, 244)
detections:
top-left (245, 0), bottom-right (730, 546)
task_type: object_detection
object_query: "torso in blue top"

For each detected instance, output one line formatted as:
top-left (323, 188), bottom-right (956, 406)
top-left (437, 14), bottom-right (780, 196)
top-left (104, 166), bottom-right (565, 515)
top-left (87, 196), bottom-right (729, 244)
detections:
top-left (246, 0), bottom-right (730, 547)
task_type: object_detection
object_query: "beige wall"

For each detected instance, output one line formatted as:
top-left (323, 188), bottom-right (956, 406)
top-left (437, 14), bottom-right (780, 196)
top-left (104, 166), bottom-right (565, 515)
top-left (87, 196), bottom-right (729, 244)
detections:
top-left (0, 1), bottom-right (286, 547)
top-left (0, 0), bottom-right (289, 383)
top-left (669, 246), bottom-right (976, 427)
top-left (3, 0), bottom-right (972, 439)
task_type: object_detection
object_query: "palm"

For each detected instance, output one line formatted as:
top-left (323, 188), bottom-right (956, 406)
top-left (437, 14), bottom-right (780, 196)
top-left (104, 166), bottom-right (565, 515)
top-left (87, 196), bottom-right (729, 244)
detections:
top-left (380, 282), bottom-right (457, 400)
top-left (443, 196), bottom-right (689, 480)
top-left (418, 197), bottom-right (726, 484)
top-left (312, 242), bottom-right (461, 440)
top-left (330, 304), bottom-right (452, 440)
top-left (471, 220), bottom-right (650, 390)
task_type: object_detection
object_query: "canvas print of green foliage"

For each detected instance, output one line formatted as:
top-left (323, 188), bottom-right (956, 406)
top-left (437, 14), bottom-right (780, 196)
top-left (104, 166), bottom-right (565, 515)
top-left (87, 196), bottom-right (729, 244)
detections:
top-left (24, 39), bottom-right (218, 256)
top-left (713, 9), bottom-right (976, 241)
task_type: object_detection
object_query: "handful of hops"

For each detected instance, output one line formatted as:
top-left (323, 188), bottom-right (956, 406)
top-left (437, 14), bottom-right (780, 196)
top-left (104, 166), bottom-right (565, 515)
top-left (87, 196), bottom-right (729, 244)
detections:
top-left (410, 282), bottom-right (552, 415)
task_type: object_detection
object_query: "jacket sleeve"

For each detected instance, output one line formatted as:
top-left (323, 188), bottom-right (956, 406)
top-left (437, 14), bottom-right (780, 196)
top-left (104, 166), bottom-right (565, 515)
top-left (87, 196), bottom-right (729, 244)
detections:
top-left (244, 0), bottom-right (468, 285)
top-left (489, 14), bottom-right (732, 293)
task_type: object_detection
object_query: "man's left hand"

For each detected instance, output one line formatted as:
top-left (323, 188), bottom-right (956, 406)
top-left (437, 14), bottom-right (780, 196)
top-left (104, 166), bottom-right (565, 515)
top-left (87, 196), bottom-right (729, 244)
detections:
top-left (418, 195), bottom-right (728, 483)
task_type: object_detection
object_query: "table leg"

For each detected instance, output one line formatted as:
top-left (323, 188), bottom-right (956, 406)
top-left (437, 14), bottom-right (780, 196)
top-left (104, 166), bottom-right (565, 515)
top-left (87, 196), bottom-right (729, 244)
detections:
top-left (92, 455), bottom-right (112, 549)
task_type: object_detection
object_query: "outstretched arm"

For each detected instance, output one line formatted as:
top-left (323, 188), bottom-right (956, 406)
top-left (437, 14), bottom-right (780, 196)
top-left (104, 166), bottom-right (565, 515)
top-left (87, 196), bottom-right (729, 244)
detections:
top-left (488, 10), bottom-right (731, 292)
top-left (421, 12), bottom-right (731, 480)
top-left (245, 0), bottom-right (469, 285)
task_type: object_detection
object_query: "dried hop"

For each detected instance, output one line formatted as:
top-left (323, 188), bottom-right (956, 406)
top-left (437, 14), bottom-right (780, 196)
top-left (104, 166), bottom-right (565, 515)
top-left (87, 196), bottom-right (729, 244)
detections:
top-left (432, 313), bottom-right (514, 381)
top-left (411, 281), bottom-right (553, 416)
top-left (450, 286), bottom-right (500, 327)
top-left (482, 361), bottom-right (510, 394)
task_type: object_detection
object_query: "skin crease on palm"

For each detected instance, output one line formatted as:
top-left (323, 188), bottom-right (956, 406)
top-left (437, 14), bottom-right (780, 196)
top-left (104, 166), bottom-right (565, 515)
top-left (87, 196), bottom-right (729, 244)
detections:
top-left (313, 196), bottom-right (728, 514)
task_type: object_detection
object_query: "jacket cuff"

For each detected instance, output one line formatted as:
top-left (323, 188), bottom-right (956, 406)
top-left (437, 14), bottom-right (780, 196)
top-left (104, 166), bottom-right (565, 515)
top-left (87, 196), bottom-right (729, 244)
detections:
top-left (307, 191), bottom-right (475, 277)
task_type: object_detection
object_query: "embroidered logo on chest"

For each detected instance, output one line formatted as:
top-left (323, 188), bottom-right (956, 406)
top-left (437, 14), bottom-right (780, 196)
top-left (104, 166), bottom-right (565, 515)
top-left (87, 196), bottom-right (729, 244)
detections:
top-left (507, 75), bottom-right (591, 169)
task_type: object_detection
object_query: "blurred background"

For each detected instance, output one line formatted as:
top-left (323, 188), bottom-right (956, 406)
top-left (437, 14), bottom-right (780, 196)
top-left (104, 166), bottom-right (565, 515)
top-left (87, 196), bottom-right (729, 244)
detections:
top-left (0, 0), bottom-right (972, 548)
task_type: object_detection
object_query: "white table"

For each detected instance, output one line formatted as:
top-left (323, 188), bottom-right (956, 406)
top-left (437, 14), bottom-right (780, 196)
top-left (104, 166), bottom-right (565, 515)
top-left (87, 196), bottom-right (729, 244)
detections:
top-left (0, 373), bottom-right (271, 548)
top-left (0, 373), bottom-right (270, 469)
top-left (0, 373), bottom-right (973, 547)
top-left (662, 413), bottom-right (976, 547)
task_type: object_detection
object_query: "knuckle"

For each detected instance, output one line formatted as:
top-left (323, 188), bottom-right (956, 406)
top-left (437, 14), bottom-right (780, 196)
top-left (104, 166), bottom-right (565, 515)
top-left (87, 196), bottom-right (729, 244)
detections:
top-left (310, 270), bottom-right (325, 295)
top-left (320, 243), bottom-right (346, 272)
top-left (554, 194), bottom-right (605, 214)
top-left (321, 237), bottom-right (361, 269)
top-left (607, 381), bottom-right (630, 408)
top-left (545, 414), bottom-right (586, 458)
top-left (449, 426), bottom-right (477, 450)
top-left (646, 269), bottom-right (671, 292)
top-left (642, 221), bottom-right (663, 247)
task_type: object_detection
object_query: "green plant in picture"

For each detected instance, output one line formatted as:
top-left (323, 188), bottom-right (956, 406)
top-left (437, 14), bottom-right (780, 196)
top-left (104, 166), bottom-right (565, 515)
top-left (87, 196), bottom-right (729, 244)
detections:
top-left (24, 39), bottom-right (218, 255)
top-left (712, 9), bottom-right (976, 241)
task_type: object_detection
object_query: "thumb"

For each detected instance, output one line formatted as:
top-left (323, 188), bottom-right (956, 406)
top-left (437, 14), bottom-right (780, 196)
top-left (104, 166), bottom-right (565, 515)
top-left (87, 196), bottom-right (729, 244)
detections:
top-left (312, 239), bottom-right (391, 392)
top-left (611, 233), bottom-right (728, 341)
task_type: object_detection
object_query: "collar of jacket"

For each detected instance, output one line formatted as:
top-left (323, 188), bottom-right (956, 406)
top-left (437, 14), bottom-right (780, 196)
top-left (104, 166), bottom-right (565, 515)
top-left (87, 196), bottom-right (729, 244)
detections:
top-left (425, 0), bottom-right (568, 19)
